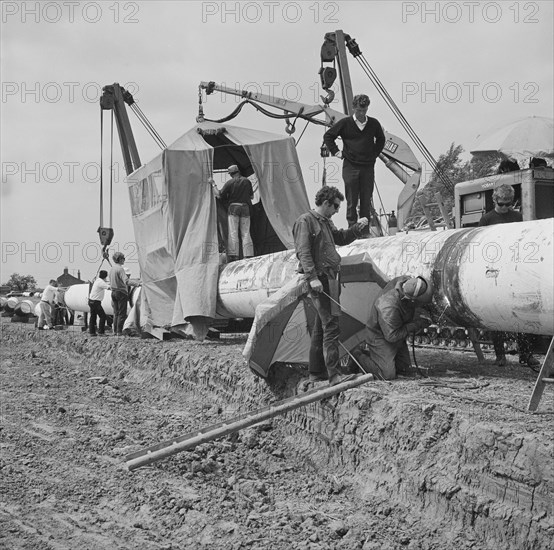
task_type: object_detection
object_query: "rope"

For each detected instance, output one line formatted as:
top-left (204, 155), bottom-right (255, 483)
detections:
top-left (353, 54), bottom-right (454, 193)
top-left (130, 103), bottom-right (167, 149)
top-left (204, 99), bottom-right (327, 126)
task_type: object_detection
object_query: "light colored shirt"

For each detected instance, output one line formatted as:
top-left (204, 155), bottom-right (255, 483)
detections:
top-left (89, 278), bottom-right (109, 301)
top-left (109, 264), bottom-right (128, 293)
top-left (41, 284), bottom-right (58, 304)
top-left (353, 114), bottom-right (368, 131)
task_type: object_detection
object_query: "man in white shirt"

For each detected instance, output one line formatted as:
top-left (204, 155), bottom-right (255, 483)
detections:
top-left (323, 94), bottom-right (386, 227)
top-left (38, 279), bottom-right (59, 330)
top-left (88, 270), bottom-right (110, 336)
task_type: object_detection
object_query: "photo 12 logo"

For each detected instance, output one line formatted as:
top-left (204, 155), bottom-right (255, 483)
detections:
top-left (200, 1), bottom-right (339, 24)
top-left (401, 1), bottom-right (540, 24)
top-left (2, 241), bottom-right (139, 266)
top-left (1, 1), bottom-right (140, 24)
top-left (2, 81), bottom-right (139, 104)
top-left (401, 81), bottom-right (539, 104)
top-left (2, 161), bottom-right (126, 184)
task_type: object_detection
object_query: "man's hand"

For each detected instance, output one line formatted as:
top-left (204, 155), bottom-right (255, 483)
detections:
top-left (309, 278), bottom-right (323, 293)
top-left (357, 217), bottom-right (369, 227)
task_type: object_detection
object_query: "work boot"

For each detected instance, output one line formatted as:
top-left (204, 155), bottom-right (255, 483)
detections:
top-left (329, 373), bottom-right (356, 387)
top-left (495, 354), bottom-right (506, 366)
top-left (309, 373), bottom-right (328, 383)
top-left (520, 354), bottom-right (540, 368)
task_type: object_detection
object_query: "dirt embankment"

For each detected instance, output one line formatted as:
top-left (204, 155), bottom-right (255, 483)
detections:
top-left (1, 322), bottom-right (552, 550)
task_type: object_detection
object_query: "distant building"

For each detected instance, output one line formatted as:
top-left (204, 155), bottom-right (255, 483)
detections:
top-left (0, 285), bottom-right (12, 295)
top-left (57, 267), bottom-right (85, 288)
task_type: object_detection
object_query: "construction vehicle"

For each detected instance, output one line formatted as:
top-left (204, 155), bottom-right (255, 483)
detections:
top-left (100, 31), bottom-right (553, 355)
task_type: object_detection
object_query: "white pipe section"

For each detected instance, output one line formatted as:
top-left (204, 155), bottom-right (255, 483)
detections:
top-left (217, 219), bottom-right (553, 336)
top-left (64, 285), bottom-right (141, 315)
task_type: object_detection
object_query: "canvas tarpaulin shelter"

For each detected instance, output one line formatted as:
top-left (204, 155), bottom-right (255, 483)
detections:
top-left (126, 121), bottom-right (310, 338)
top-left (243, 253), bottom-right (389, 377)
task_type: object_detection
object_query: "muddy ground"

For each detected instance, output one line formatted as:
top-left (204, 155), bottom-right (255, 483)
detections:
top-left (0, 320), bottom-right (552, 550)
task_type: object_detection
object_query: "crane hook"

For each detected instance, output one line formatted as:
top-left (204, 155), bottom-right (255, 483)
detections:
top-left (320, 89), bottom-right (335, 105)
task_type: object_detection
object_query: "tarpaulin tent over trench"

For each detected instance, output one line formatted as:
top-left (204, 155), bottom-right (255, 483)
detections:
top-left (126, 121), bottom-right (310, 338)
top-left (243, 253), bottom-right (389, 377)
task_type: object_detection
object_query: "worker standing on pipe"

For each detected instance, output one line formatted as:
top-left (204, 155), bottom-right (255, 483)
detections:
top-left (293, 185), bottom-right (368, 386)
top-left (323, 94), bottom-right (385, 228)
top-left (478, 183), bottom-right (540, 368)
top-left (365, 276), bottom-right (432, 380)
top-left (109, 252), bottom-right (128, 336)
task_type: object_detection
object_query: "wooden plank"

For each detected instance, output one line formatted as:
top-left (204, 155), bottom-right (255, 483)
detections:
top-left (527, 336), bottom-right (554, 412)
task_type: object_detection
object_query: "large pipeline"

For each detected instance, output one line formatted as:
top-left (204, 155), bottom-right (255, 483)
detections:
top-left (217, 219), bottom-right (553, 336)
top-left (64, 285), bottom-right (141, 315)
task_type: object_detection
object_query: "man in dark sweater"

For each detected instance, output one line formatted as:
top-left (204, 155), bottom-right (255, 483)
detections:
top-left (324, 94), bottom-right (386, 226)
top-left (478, 183), bottom-right (539, 368)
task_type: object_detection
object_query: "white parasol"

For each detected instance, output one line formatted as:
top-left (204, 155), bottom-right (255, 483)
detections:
top-left (470, 116), bottom-right (554, 163)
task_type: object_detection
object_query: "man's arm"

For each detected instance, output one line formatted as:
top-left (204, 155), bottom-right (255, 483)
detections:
top-left (331, 218), bottom-right (368, 246)
top-left (323, 119), bottom-right (345, 156)
top-left (377, 302), bottom-right (410, 343)
top-left (293, 218), bottom-right (318, 282)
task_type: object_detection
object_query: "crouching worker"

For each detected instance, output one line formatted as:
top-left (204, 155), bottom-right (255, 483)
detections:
top-left (365, 275), bottom-right (432, 379)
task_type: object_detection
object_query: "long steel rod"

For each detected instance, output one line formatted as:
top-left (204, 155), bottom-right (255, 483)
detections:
top-left (125, 373), bottom-right (374, 471)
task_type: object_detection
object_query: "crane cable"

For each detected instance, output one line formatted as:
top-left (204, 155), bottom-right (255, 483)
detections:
top-left (351, 53), bottom-right (454, 194)
top-left (98, 107), bottom-right (115, 268)
top-left (129, 102), bottom-right (167, 149)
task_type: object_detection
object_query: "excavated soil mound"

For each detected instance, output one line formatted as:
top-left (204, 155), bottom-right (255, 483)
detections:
top-left (1, 321), bottom-right (552, 550)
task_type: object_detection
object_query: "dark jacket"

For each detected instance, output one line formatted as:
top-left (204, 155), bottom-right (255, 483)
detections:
top-left (220, 176), bottom-right (253, 206)
top-left (293, 210), bottom-right (363, 282)
top-left (324, 116), bottom-right (386, 165)
top-left (478, 209), bottom-right (522, 226)
top-left (367, 276), bottom-right (419, 343)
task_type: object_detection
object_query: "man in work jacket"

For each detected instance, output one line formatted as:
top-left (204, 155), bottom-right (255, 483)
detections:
top-left (324, 94), bottom-right (386, 227)
top-left (213, 165), bottom-right (254, 262)
top-left (365, 275), bottom-right (432, 380)
top-left (293, 185), bottom-right (368, 386)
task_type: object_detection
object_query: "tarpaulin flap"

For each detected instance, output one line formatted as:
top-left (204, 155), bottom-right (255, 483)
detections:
top-left (125, 121), bottom-right (311, 339)
top-left (165, 149), bottom-right (219, 322)
top-left (244, 139), bottom-right (309, 249)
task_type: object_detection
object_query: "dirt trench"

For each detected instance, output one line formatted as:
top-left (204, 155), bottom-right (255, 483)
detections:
top-left (0, 321), bottom-right (552, 550)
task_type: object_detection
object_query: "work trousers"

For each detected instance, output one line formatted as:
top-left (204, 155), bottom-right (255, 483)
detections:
top-left (491, 331), bottom-right (535, 360)
top-left (111, 290), bottom-right (128, 335)
top-left (306, 275), bottom-right (341, 380)
top-left (228, 203), bottom-right (254, 259)
top-left (88, 299), bottom-right (107, 335)
top-left (37, 301), bottom-right (53, 329)
top-left (366, 331), bottom-right (411, 380)
top-left (342, 159), bottom-right (375, 225)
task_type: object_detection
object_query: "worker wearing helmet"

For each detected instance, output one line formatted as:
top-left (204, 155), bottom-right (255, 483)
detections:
top-left (109, 252), bottom-right (128, 336)
top-left (365, 275), bottom-right (432, 379)
top-left (323, 94), bottom-right (386, 228)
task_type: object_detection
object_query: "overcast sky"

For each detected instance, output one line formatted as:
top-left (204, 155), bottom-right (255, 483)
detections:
top-left (2, 0), bottom-right (553, 287)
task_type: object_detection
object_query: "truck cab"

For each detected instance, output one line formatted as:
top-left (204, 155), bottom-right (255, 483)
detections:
top-left (454, 167), bottom-right (554, 228)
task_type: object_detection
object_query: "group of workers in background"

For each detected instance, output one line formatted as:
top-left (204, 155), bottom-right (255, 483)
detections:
top-left (36, 251), bottom-right (134, 337)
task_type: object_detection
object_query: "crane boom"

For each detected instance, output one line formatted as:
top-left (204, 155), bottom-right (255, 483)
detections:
top-left (200, 80), bottom-right (421, 229)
